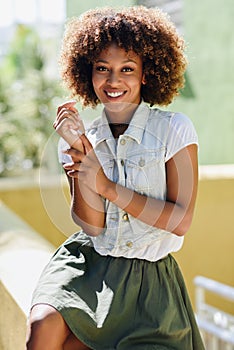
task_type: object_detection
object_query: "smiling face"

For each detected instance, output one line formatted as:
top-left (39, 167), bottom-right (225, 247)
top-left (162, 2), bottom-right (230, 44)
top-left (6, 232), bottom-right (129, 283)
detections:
top-left (92, 43), bottom-right (145, 123)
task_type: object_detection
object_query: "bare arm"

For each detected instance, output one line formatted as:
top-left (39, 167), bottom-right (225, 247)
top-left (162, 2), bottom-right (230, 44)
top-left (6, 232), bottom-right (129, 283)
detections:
top-left (54, 101), bottom-right (106, 236)
top-left (63, 157), bottom-right (106, 237)
top-left (70, 136), bottom-right (198, 236)
top-left (102, 144), bottom-right (198, 236)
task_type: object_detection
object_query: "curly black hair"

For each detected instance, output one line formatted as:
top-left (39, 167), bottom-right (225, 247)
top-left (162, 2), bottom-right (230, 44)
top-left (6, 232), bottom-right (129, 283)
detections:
top-left (59, 6), bottom-right (187, 107)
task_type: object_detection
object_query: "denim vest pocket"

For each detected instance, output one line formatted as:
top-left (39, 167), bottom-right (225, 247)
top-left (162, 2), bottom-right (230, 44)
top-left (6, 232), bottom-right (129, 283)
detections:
top-left (125, 147), bottom-right (166, 196)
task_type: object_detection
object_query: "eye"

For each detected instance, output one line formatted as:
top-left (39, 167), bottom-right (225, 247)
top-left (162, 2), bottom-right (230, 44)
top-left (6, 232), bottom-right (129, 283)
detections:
top-left (96, 66), bottom-right (108, 72)
top-left (122, 67), bottom-right (133, 72)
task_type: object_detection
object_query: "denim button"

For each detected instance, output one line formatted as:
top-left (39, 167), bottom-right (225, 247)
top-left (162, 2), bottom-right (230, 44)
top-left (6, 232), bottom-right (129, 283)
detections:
top-left (138, 158), bottom-right (145, 167)
top-left (126, 241), bottom-right (133, 248)
top-left (120, 139), bottom-right (126, 145)
top-left (122, 213), bottom-right (129, 221)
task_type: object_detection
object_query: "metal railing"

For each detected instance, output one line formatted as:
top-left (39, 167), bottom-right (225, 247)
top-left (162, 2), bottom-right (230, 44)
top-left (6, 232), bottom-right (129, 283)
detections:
top-left (194, 276), bottom-right (234, 350)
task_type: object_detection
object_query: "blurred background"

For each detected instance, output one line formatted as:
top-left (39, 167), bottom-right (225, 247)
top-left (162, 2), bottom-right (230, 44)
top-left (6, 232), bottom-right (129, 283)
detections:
top-left (0, 0), bottom-right (233, 349)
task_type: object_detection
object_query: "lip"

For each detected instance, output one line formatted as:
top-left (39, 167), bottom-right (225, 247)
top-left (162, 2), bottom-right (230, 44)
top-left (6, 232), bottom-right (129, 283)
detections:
top-left (104, 90), bottom-right (127, 99)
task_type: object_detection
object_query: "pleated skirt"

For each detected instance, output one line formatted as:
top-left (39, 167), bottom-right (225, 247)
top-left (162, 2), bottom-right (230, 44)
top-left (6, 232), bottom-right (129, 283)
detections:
top-left (31, 231), bottom-right (205, 350)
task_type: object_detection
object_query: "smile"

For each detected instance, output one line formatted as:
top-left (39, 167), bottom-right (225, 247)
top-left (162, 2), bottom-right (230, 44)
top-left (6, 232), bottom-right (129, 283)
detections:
top-left (106, 91), bottom-right (125, 98)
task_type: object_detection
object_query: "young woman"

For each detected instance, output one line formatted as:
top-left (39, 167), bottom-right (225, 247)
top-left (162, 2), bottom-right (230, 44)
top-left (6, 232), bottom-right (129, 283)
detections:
top-left (26, 6), bottom-right (205, 350)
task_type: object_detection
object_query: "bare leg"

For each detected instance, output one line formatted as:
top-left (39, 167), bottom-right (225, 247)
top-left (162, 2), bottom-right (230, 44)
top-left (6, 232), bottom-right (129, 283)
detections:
top-left (64, 333), bottom-right (91, 350)
top-left (26, 304), bottom-right (89, 350)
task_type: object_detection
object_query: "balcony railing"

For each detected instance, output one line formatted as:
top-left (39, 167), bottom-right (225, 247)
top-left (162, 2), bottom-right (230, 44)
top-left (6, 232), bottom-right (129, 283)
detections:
top-left (194, 276), bottom-right (234, 350)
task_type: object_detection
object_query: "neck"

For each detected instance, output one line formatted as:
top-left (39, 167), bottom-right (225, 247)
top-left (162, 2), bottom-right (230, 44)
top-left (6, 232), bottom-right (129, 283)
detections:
top-left (104, 102), bottom-right (139, 124)
top-left (109, 123), bottom-right (129, 139)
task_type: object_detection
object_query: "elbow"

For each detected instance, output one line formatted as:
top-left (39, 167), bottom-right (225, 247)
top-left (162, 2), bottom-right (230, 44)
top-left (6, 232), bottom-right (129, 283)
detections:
top-left (172, 225), bottom-right (189, 237)
top-left (82, 225), bottom-right (105, 237)
top-left (71, 211), bottom-right (104, 237)
top-left (170, 213), bottom-right (194, 237)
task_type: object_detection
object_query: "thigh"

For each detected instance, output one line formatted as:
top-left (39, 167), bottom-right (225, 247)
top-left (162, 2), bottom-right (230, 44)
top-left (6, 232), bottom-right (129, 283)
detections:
top-left (63, 333), bottom-right (91, 350)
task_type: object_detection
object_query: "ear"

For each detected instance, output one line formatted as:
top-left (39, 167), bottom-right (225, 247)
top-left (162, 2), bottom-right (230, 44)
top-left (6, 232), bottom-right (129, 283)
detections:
top-left (142, 74), bottom-right (146, 85)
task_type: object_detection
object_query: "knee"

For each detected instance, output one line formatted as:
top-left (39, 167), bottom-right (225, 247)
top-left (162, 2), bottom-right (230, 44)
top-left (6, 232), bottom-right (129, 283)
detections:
top-left (26, 304), bottom-right (68, 349)
top-left (28, 304), bottom-right (57, 332)
top-left (26, 305), bottom-right (53, 348)
top-left (26, 319), bottom-right (43, 349)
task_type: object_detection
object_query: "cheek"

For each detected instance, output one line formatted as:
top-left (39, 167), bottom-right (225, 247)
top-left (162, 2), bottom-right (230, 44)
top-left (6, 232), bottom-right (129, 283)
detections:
top-left (92, 78), bottom-right (100, 96)
top-left (92, 75), bottom-right (103, 91)
top-left (92, 75), bottom-right (97, 88)
top-left (130, 76), bottom-right (143, 90)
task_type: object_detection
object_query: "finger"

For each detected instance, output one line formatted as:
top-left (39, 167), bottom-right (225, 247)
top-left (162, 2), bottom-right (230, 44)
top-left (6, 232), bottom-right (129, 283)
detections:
top-left (57, 100), bottom-right (77, 114)
top-left (54, 108), bottom-right (80, 128)
top-left (63, 162), bottom-right (80, 171)
top-left (80, 134), bottom-right (93, 153)
top-left (67, 170), bottom-right (79, 178)
top-left (63, 149), bottom-right (85, 162)
top-left (57, 107), bottom-right (79, 120)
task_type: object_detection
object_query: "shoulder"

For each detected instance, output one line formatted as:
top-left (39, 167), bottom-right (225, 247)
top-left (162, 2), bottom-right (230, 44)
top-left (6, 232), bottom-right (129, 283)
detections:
top-left (167, 112), bottom-right (198, 145)
top-left (148, 108), bottom-right (194, 127)
top-left (169, 112), bottom-right (197, 133)
top-left (146, 107), bottom-right (198, 162)
top-left (165, 111), bottom-right (198, 162)
top-left (147, 108), bottom-right (197, 139)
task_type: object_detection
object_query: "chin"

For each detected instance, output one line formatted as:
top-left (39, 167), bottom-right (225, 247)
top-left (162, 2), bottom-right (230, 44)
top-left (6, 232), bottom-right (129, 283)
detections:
top-left (104, 101), bottom-right (138, 113)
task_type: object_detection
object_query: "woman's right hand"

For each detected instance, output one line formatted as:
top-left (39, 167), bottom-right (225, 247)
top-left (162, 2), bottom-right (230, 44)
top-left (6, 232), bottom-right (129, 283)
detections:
top-left (53, 100), bottom-right (85, 151)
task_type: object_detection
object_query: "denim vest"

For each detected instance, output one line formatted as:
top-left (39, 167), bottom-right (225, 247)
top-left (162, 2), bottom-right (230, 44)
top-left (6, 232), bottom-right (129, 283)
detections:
top-left (58, 102), bottom-right (198, 261)
top-left (83, 102), bottom-right (198, 261)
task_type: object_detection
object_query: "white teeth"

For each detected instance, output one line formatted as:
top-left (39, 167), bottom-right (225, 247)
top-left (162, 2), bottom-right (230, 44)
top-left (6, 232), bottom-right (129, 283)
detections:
top-left (106, 91), bottom-right (124, 98)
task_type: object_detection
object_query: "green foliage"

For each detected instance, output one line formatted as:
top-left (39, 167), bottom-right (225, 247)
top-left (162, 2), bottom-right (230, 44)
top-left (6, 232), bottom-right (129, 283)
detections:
top-left (0, 24), bottom-right (64, 177)
top-left (180, 71), bottom-right (195, 99)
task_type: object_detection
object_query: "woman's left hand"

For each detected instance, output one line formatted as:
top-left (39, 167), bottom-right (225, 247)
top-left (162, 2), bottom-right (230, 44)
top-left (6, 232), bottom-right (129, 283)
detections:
top-left (63, 134), bottom-right (110, 195)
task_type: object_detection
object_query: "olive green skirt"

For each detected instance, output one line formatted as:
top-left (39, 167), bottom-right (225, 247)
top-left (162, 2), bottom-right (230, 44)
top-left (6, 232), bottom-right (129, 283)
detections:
top-left (32, 232), bottom-right (205, 350)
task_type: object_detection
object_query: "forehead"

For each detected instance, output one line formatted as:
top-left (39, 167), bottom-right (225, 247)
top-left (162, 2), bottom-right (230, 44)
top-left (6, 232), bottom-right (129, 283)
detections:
top-left (95, 43), bottom-right (142, 63)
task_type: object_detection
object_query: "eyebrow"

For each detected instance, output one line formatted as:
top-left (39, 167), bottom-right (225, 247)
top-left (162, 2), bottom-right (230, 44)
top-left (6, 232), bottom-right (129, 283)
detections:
top-left (95, 59), bottom-right (138, 64)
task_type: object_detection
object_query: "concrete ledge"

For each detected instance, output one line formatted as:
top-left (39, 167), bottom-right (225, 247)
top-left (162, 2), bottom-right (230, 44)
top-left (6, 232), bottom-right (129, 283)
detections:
top-left (0, 201), bottom-right (54, 350)
top-left (0, 281), bottom-right (27, 350)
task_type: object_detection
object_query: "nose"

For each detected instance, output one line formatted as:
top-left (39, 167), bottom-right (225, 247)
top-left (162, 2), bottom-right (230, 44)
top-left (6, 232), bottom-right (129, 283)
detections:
top-left (107, 71), bottom-right (120, 85)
